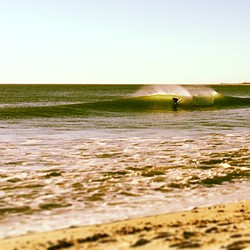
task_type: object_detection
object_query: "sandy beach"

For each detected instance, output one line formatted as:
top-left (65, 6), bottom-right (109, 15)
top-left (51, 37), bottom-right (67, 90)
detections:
top-left (1, 200), bottom-right (250, 250)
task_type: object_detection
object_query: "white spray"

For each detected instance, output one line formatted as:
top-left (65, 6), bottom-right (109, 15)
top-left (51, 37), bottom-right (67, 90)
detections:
top-left (132, 85), bottom-right (219, 106)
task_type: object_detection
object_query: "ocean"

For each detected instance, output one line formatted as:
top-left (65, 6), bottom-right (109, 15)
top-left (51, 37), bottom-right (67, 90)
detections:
top-left (0, 84), bottom-right (249, 238)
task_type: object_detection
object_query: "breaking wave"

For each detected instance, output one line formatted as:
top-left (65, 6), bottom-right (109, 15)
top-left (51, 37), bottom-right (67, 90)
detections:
top-left (0, 85), bottom-right (249, 119)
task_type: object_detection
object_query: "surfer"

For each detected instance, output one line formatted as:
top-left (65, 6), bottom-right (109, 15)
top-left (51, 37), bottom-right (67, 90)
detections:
top-left (172, 97), bottom-right (180, 111)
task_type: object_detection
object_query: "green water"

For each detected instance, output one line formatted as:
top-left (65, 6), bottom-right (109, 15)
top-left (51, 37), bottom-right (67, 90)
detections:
top-left (0, 84), bottom-right (249, 119)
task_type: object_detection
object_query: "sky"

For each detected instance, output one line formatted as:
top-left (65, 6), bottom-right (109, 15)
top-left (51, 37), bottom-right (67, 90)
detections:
top-left (0, 0), bottom-right (250, 84)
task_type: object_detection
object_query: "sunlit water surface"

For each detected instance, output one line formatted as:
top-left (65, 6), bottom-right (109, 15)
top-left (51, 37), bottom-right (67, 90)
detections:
top-left (0, 84), bottom-right (249, 238)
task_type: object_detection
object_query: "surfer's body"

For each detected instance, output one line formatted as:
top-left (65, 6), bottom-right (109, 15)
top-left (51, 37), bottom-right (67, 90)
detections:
top-left (172, 97), bottom-right (180, 111)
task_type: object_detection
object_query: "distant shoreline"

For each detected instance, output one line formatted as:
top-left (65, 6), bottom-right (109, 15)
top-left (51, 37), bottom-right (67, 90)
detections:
top-left (0, 82), bottom-right (249, 85)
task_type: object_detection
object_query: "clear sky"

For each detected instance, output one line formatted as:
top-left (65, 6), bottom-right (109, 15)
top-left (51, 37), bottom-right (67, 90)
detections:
top-left (0, 0), bottom-right (250, 84)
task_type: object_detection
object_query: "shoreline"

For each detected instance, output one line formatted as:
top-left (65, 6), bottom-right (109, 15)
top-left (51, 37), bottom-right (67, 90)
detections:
top-left (1, 200), bottom-right (250, 250)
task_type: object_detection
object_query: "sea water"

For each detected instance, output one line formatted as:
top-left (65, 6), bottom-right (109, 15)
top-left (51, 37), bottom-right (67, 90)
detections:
top-left (0, 84), bottom-right (249, 238)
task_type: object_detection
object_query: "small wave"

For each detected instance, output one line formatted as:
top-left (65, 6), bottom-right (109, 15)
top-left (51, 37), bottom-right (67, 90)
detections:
top-left (0, 102), bottom-right (79, 109)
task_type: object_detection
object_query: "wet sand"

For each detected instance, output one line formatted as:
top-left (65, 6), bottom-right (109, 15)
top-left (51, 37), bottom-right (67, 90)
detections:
top-left (1, 200), bottom-right (250, 250)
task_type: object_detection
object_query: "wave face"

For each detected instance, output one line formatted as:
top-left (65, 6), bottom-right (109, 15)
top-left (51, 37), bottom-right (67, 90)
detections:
top-left (0, 84), bottom-right (249, 119)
